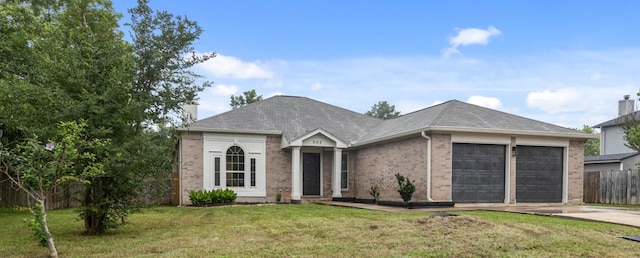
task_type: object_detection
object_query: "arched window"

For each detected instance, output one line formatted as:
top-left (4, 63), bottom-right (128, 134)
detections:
top-left (226, 146), bottom-right (245, 187)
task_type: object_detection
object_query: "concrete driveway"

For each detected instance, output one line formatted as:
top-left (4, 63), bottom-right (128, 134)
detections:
top-left (494, 206), bottom-right (640, 228)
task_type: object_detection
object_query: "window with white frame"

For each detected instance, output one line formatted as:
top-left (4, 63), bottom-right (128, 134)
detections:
top-left (226, 146), bottom-right (245, 187)
top-left (341, 152), bottom-right (348, 189)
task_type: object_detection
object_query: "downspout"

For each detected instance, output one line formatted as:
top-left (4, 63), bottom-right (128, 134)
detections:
top-left (421, 131), bottom-right (434, 202)
top-left (178, 136), bottom-right (183, 206)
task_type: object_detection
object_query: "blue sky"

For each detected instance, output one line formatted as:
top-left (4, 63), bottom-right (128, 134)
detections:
top-left (112, 0), bottom-right (640, 129)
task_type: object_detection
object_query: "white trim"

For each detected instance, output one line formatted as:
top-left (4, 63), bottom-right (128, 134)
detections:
top-left (352, 127), bottom-right (595, 147)
top-left (452, 133), bottom-right (511, 145)
top-left (563, 147), bottom-right (569, 203)
top-left (285, 128), bottom-right (349, 148)
top-left (504, 144), bottom-right (511, 204)
top-left (291, 147), bottom-right (302, 201)
top-left (178, 127), bottom-right (282, 135)
top-left (333, 148), bottom-right (343, 198)
top-left (202, 133), bottom-right (266, 197)
top-left (515, 136), bottom-right (569, 147)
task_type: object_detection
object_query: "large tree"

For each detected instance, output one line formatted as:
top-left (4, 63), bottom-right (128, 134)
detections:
top-left (230, 89), bottom-right (263, 109)
top-left (0, 0), bottom-right (214, 238)
top-left (365, 101), bottom-right (401, 119)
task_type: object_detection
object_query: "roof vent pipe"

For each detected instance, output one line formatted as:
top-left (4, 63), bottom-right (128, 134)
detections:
top-left (618, 95), bottom-right (635, 117)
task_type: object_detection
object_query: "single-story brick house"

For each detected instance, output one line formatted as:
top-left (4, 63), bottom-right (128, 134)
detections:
top-left (177, 96), bottom-right (595, 205)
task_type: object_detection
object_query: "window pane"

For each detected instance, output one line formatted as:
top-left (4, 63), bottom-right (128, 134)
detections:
top-left (250, 158), bottom-right (256, 187)
top-left (226, 172), bottom-right (245, 187)
top-left (214, 157), bottom-right (220, 186)
top-left (341, 153), bottom-right (348, 189)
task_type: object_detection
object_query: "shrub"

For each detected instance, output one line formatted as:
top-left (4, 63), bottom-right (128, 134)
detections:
top-left (395, 173), bottom-right (415, 203)
top-left (369, 185), bottom-right (380, 202)
top-left (189, 189), bottom-right (237, 206)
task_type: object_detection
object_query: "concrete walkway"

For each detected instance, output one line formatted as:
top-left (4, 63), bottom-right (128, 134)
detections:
top-left (315, 201), bottom-right (640, 228)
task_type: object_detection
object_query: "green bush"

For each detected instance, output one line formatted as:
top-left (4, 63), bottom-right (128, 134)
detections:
top-left (394, 173), bottom-right (415, 203)
top-left (23, 204), bottom-right (48, 247)
top-left (189, 189), bottom-right (237, 206)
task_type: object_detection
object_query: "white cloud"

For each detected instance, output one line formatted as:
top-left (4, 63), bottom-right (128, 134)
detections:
top-left (265, 91), bottom-right (285, 98)
top-left (197, 53), bottom-right (273, 79)
top-left (311, 82), bottom-right (323, 90)
top-left (526, 88), bottom-right (585, 114)
top-left (198, 101), bottom-right (229, 114)
top-left (466, 96), bottom-right (503, 110)
top-left (210, 84), bottom-right (238, 95)
top-left (443, 26), bottom-right (501, 58)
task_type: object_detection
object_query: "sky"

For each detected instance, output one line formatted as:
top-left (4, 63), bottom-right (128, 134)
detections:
top-left (111, 0), bottom-right (640, 129)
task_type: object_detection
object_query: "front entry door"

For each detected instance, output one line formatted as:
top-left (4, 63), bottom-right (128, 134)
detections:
top-left (303, 153), bottom-right (321, 195)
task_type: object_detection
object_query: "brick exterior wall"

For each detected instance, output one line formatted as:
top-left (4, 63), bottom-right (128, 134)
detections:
top-left (353, 136), bottom-right (428, 202)
top-left (180, 132), bottom-right (203, 205)
top-left (430, 133), bottom-right (452, 201)
top-left (509, 137), bottom-right (517, 203)
top-left (265, 136), bottom-right (291, 202)
top-left (322, 150), bottom-right (333, 198)
top-left (567, 140), bottom-right (585, 204)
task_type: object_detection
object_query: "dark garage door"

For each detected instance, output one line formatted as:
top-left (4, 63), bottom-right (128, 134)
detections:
top-left (516, 146), bottom-right (563, 202)
top-left (452, 143), bottom-right (506, 203)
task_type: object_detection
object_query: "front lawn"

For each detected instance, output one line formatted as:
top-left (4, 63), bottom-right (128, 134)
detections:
top-left (1, 204), bottom-right (639, 257)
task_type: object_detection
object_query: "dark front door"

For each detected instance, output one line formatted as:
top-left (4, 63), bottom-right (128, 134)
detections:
top-left (516, 146), bottom-right (563, 202)
top-left (303, 153), bottom-right (321, 195)
top-left (452, 143), bottom-right (506, 203)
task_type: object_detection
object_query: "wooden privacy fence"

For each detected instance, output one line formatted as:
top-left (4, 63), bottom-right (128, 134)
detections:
top-left (0, 172), bottom-right (83, 210)
top-left (1, 172), bottom-right (173, 210)
top-left (584, 170), bottom-right (640, 204)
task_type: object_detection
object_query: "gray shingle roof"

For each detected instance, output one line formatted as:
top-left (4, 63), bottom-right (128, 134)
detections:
top-left (584, 152), bottom-right (639, 163)
top-left (187, 96), bottom-right (382, 143)
top-left (358, 100), bottom-right (585, 143)
top-left (185, 96), bottom-right (593, 146)
top-left (594, 111), bottom-right (640, 128)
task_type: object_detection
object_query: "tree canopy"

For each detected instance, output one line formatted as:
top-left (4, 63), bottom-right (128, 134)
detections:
top-left (230, 89), bottom-right (263, 109)
top-left (579, 125), bottom-right (600, 156)
top-left (365, 101), bottom-right (401, 119)
top-left (0, 0), bottom-right (214, 252)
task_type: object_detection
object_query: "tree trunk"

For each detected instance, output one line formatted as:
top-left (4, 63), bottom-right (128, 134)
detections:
top-left (38, 199), bottom-right (58, 258)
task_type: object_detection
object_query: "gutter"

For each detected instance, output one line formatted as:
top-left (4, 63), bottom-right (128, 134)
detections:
top-left (352, 126), bottom-right (597, 148)
top-left (176, 127), bottom-right (282, 135)
top-left (178, 136), bottom-right (183, 206)
top-left (421, 131), bottom-right (434, 202)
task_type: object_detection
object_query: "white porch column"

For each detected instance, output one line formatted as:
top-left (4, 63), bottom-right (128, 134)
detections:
top-left (291, 146), bottom-right (302, 202)
top-left (332, 148), bottom-right (342, 198)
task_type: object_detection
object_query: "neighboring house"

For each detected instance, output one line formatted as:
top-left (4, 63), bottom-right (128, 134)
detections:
top-left (177, 96), bottom-right (594, 205)
top-left (585, 95), bottom-right (640, 172)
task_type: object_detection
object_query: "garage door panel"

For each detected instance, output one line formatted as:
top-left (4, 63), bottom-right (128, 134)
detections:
top-left (516, 146), bottom-right (563, 203)
top-left (452, 143), bottom-right (506, 203)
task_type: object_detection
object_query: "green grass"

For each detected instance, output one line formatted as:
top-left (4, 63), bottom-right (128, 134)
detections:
top-left (1, 204), bottom-right (640, 257)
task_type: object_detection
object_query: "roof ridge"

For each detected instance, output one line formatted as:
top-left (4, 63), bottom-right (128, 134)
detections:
top-left (432, 100), bottom-right (457, 125)
top-left (454, 100), bottom-right (583, 133)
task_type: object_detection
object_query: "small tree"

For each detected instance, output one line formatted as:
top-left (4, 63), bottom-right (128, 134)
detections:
top-left (230, 89), bottom-right (263, 109)
top-left (579, 125), bottom-right (600, 156)
top-left (0, 121), bottom-right (107, 258)
top-left (395, 173), bottom-right (415, 203)
top-left (365, 101), bottom-right (401, 119)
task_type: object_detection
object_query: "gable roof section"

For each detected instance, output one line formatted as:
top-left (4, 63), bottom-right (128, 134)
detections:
top-left (183, 96), bottom-right (382, 144)
top-left (594, 111), bottom-right (640, 128)
top-left (584, 152), bottom-right (640, 164)
top-left (356, 100), bottom-right (590, 145)
top-left (182, 96), bottom-right (595, 147)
